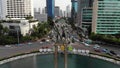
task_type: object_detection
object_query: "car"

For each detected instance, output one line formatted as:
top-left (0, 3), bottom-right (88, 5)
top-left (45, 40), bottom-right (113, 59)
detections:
top-left (74, 38), bottom-right (79, 42)
top-left (47, 36), bottom-right (50, 38)
top-left (46, 39), bottom-right (50, 42)
top-left (101, 48), bottom-right (109, 53)
top-left (94, 48), bottom-right (101, 52)
top-left (81, 42), bottom-right (85, 44)
top-left (28, 42), bottom-right (32, 45)
top-left (5, 45), bottom-right (11, 47)
top-left (110, 50), bottom-right (117, 55)
top-left (117, 54), bottom-right (120, 58)
top-left (102, 49), bottom-right (113, 56)
top-left (18, 44), bottom-right (24, 46)
top-left (41, 39), bottom-right (46, 42)
top-left (94, 44), bottom-right (100, 49)
top-left (106, 51), bottom-right (113, 56)
top-left (84, 43), bottom-right (90, 47)
top-left (40, 42), bottom-right (43, 44)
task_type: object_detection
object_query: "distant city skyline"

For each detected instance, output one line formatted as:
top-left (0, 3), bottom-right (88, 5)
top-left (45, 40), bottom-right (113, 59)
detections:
top-left (33, 0), bottom-right (71, 11)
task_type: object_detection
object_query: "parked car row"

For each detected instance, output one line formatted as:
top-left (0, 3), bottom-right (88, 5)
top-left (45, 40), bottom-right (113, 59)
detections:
top-left (93, 44), bottom-right (117, 56)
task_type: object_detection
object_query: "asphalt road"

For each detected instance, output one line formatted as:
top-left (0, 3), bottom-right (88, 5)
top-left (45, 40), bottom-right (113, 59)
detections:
top-left (0, 41), bottom-right (54, 58)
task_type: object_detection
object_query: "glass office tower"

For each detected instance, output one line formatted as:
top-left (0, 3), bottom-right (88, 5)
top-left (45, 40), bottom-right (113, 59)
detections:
top-left (82, 7), bottom-right (92, 28)
top-left (92, 0), bottom-right (120, 34)
top-left (77, 0), bottom-right (93, 26)
top-left (71, 0), bottom-right (78, 13)
top-left (46, 0), bottom-right (55, 19)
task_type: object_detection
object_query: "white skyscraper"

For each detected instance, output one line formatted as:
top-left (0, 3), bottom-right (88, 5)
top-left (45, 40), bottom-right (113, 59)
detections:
top-left (0, 0), bottom-right (34, 20)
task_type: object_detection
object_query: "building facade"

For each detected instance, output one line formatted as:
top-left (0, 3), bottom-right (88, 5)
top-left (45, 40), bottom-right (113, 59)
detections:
top-left (82, 7), bottom-right (92, 28)
top-left (59, 10), bottom-right (63, 17)
top-left (71, 0), bottom-right (78, 13)
top-left (77, 0), bottom-right (93, 26)
top-left (55, 6), bottom-right (60, 17)
top-left (71, 0), bottom-right (78, 22)
top-left (66, 5), bottom-right (71, 17)
top-left (82, 7), bottom-right (92, 35)
top-left (92, 0), bottom-right (120, 34)
top-left (0, 0), bottom-right (34, 20)
top-left (1, 20), bottom-right (38, 36)
top-left (34, 12), bottom-right (47, 22)
top-left (46, 0), bottom-right (55, 19)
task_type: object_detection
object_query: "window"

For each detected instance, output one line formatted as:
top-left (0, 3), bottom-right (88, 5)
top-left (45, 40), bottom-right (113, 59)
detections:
top-left (9, 26), bottom-right (15, 29)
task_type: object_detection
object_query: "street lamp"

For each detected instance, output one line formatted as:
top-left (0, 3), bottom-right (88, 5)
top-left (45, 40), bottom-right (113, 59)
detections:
top-left (16, 26), bottom-right (20, 45)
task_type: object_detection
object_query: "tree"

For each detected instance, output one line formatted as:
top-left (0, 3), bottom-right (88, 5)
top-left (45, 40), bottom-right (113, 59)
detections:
top-left (87, 25), bottom-right (92, 36)
top-left (0, 24), bottom-right (3, 35)
top-left (48, 17), bottom-right (54, 29)
top-left (25, 15), bottom-right (33, 20)
top-left (3, 27), bottom-right (9, 35)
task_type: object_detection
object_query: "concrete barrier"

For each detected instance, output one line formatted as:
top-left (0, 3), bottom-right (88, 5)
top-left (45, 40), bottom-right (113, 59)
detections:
top-left (90, 54), bottom-right (120, 65)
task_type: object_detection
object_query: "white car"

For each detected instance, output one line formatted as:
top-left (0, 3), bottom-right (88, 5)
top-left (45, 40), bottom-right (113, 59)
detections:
top-left (46, 39), bottom-right (50, 42)
top-left (28, 42), bottom-right (32, 45)
top-left (74, 38), bottom-right (79, 42)
top-left (5, 45), bottom-right (11, 47)
top-left (84, 43), bottom-right (90, 47)
top-left (40, 42), bottom-right (43, 44)
top-left (94, 44), bottom-right (100, 49)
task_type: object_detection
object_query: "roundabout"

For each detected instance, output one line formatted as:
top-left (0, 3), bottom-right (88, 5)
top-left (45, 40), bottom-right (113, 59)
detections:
top-left (0, 49), bottom-right (119, 68)
top-left (0, 52), bottom-right (119, 68)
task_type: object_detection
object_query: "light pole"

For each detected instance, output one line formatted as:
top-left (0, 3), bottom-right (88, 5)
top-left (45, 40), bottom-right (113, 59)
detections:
top-left (62, 29), bottom-right (68, 68)
top-left (64, 43), bottom-right (67, 68)
top-left (54, 44), bottom-right (58, 68)
top-left (16, 26), bottom-right (19, 45)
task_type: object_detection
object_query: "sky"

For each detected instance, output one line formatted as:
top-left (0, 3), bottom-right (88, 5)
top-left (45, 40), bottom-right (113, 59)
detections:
top-left (33, 0), bottom-right (71, 11)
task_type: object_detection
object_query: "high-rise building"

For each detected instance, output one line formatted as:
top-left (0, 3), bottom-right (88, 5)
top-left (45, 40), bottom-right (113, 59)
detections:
top-left (55, 6), bottom-right (60, 17)
top-left (46, 0), bottom-right (55, 19)
top-left (71, 0), bottom-right (78, 22)
top-left (77, 0), bottom-right (93, 26)
top-left (42, 8), bottom-right (46, 14)
top-left (34, 12), bottom-right (47, 22)
top-left (34, 8), bottom-right (37, 13)
top-left (0, 0), bottom-right (34, 20)
top-left (82, 8), bottom-right (92, 24)
top-left (38, 8), bottom-right (41, 14)
top-left (63, 11), bottom-right (67, 17)
top-left (59, 10), bottom-right (63, 17)
top-left (71, 0), bottom-right (78, 13)
top-left (66, 5), bottom-right (71, 17)
top-left (92, 0), bottom-right (120, 34)
top-left (34, 8), bottom-right (41, 14)
top-left (82, 7), bottom-right (92, 35)
top-left (34, 8), bottom-right (47, 22)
